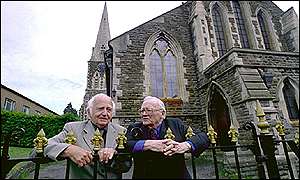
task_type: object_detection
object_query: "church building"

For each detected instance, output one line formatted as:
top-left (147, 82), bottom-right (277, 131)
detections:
top-left (79, 1), bottom-right (299, 177)
top-left (80, 1), bottom-right (298, 154)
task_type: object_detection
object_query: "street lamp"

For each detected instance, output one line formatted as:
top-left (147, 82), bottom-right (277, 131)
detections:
top-left (104, 48), bottom-right (113, 69)
top-left (104, 47), bottom-right (113, 97)
top-left (112, 88), bottom-right (117, 98)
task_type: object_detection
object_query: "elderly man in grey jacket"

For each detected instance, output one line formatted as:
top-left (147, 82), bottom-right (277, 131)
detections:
top-left (43, 93), bottom-right (131, 179)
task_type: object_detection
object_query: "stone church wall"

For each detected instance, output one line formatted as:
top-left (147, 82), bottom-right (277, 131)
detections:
top-left (110, 3), bottom-right (201, 118)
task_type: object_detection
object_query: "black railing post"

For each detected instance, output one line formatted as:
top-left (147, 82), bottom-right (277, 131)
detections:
top-left (33, 153), bottom-right (41, 179)
top-left (259, 134), bottom-right (280, 179)
top-left (1, 134), bottom-right (11, 179)
top-left (65, 159), bottom-right (71, 179)
top-left (211, 145), bottom-right (219, 179)
top-left (244, 121), bottom-right (266, 179)
top-left (191, 155), bottom-right (196, 179)
top-left (93, 150), bottom-right (99, 179)
top-left (280, 136), bottom-right (295, 179)
top-left (276, 120), bottom-right (295, 179)
top-left (233, 147), bottom-right (241, 179)
top-left (255, 100), bottom-right (280, 179)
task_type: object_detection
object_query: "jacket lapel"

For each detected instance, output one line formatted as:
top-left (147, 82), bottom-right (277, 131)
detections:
top-left (82, 120), bottom-right (95, 151)
top-left (159, 120), bottom-right (167, 139)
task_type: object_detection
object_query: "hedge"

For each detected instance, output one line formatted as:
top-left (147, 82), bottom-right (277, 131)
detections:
top-left (1, 110), bottom-right (80, 147)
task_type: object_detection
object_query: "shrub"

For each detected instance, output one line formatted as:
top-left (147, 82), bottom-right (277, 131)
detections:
top-left (1, 110), bottom-right (80, 147)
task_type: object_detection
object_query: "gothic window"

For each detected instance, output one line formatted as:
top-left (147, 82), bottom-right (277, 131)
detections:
top-left (283, 79), bottom-right (299, 120)
top-left (92, 71), bottom-right (100, 89)
top-left (212, 4), bottom-right (227, 57)
top-left (232, 1), bottom-right (249, 48)
top-left (257, 10), bottom-right (271, 50)
top-left (149, 38), bottom-right (178, 98)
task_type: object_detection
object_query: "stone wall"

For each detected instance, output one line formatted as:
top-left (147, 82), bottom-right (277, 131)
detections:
top-left (110, 3), bottom-right (202, 120)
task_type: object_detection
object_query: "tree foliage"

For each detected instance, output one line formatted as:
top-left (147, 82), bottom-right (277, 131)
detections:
top-left (1, 110), bottom-right (80, 147)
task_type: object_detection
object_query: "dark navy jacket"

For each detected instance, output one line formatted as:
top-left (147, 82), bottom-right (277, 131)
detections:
top-left (125, 118), bottom-right (210, 179)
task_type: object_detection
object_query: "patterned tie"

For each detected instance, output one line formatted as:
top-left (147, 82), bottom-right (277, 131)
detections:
top-left (149, 128), bottom-right (158, 140)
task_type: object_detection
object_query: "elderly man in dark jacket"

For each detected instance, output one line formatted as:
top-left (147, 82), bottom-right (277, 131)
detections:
top-left (126, 96), bottom-right (210, 179)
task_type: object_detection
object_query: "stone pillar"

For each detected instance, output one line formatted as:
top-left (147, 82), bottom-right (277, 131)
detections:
top-left (191, 1), bottom-right (214, 71)
top-left (281, 8), bottom-right (299, 52)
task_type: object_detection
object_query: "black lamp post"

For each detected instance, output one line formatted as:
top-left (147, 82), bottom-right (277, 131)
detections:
top-left (112, 88), bottom-right (117, 98)
top-left (104, 48), bottom-right (113, 97)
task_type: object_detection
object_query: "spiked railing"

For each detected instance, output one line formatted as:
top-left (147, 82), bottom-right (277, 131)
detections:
top-left (64, 130), bottom-right (77, 145)
top-left (33, 129), bottom-right (48, 154)
top-left (33, 129), bottom-right (48, 179)
top-left (91, 128), bottom-right (104, 179)
top-left (185, 126), bottom-right (196, 179)
top-left (164, 127), bottom-right (175, 140)
top-left (185, 126), bottom-right (195, 139)
top-left (91, 128), bottom-right (103, 151)
top-left (64, 130), bottom-right (77, 179)
top-left (275, 120), bottom-right (295, 178)
top-left (256, 100), bottom-right (270, 134)
top-left (228, 125), bottom-right (238, 143)
top-left (207, 125), bottom-right (219, 179)
top-left (116, 129), bottom-right (127, 150)
top-left (207, 125), bottom-right (217, 144)
top-left (227, 125), bottom-right (241, 179)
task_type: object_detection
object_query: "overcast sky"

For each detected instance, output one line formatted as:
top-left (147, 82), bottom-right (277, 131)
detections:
top-left (1, 1), bottom-right (299, 115)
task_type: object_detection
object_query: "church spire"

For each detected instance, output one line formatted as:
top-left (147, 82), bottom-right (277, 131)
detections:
top-left (95, 2), bottom-right (111, 52)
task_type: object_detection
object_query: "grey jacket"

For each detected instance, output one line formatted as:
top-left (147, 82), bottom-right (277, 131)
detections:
top-left (44, 120), bottom-right (129, 179)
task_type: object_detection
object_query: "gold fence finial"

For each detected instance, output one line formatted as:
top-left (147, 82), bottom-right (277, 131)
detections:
top-left (294, 132), bottom-right (299, 146)
top-left (228, 125), bottom-right (238, 143)
top-left (185, 126), bottom-right (195, 139)
top-left (64, 130), bottom-right (77, 144)
top-left (91, 128), bottom-right (103, 151)
top-left (33, 128), bottom-right (48, 153)
top-left (116, 129), bottom-right (127, 149)
top-left (207, 125), bottom-right (217, 144)
top-left (275, 120), bottom-right (285, 136)
top-left (256, 100), bottom-right (270, 134)
top-left (164, 127), bottom-right (175, 140)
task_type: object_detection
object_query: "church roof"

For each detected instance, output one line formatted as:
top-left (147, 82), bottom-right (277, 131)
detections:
top-left (95, 2), bottom-right (111, 51)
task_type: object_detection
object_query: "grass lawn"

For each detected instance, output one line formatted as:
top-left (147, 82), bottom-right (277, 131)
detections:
top-left (1, 146), bottom-right (33, 158)
top-left (2, 146), bottom-right (35, 179)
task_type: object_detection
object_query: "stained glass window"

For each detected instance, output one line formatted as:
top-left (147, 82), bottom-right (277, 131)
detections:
top-left (257, 11), bottom-right (271, 50)
top-left (149, 39), bottom-right (178, 97)
top-left (232, 1), bottom-right (250, 48)
top-left (283, 79), bottom-right (299, 120)
top-left (212, 4), bottom-right (227, 57)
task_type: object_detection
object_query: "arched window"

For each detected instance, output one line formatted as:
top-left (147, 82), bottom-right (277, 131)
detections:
top-left (232, 1), bottom-right (249, 48)
top-left (149, 38), bottom-right (178, 98)
top-left (212, 4), bottom-right (227, 57)
top-left (92, 71), bottom-right (100, 89)
top-left (257, 10), bottom-right (271, 50)
top-left (283, 79), bottom-right (299, 120)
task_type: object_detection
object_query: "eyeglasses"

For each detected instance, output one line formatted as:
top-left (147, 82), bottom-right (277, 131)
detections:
top-left (139, 108), bottom-right (162, 114)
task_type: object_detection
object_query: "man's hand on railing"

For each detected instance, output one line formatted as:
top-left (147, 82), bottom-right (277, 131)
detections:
top-left (61, 145), bottom-right (93, 167)
top-left (143, 139), bottom-right (174, 152)
top-left (98, 148), bottom-right (116, 163)
top-left (163, 140), bottom-right (191, 156)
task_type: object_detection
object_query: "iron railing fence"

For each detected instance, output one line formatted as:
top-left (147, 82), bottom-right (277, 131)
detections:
top-left (1, 101), bottom-right (299, 179)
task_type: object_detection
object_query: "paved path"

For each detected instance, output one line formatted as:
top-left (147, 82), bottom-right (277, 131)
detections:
top-left (24, 159), bottom-right (215, 179)
top-left (26, 160), bottom-right (134, 179)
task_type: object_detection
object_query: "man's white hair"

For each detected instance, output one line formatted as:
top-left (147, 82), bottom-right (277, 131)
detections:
top-left (86, 93), bottom-right (116, 119)
top-left (143, 96), bottom-right (166, 113)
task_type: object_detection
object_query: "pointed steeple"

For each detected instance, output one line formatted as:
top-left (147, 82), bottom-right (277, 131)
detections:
top-left (95, 2), bottom-right (111, 52)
